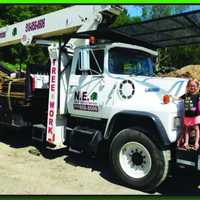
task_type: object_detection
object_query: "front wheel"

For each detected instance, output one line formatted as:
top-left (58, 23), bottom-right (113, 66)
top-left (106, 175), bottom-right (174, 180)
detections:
top-left (109, 128), bottom-right (170, 192)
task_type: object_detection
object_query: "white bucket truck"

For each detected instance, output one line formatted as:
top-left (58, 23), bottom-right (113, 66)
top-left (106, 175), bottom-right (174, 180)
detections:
top-left (0, 5), bottom-right (196, 192)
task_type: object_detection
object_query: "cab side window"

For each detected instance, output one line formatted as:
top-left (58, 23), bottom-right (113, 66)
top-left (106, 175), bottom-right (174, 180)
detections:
top-left (75, 49), bottom-right (104, 75)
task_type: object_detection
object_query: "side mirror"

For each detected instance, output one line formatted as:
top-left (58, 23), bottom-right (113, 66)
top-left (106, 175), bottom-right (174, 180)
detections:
top-left (80, 49), bottom-right (90, 71)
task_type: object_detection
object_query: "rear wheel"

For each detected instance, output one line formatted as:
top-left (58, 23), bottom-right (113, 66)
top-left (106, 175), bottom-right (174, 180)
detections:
top-left (109, 128), bottom-right (170, 191)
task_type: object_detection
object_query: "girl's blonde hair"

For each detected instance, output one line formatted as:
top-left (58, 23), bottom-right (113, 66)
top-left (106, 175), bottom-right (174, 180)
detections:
top-left (186, 79), bottom-right (199, 94)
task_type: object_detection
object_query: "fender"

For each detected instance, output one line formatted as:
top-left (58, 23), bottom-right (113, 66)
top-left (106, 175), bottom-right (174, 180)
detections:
top-left (105, 111), bottom-right (171, 148)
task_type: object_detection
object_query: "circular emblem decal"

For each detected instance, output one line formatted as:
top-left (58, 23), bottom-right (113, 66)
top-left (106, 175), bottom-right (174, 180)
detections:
top-left (119, 80), bottom-right (135, 99)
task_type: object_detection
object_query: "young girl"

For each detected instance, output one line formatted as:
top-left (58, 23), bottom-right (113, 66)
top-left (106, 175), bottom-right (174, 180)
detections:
top-left (177, 79), bottom-right (200, 150)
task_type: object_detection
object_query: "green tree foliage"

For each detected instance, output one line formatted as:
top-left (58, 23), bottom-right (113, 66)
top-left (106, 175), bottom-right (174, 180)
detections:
top-left (112, 8), bottom-right (141, 27)
top-left (160, 45), bottom-right (200, 69)
top-left (141, 5), bottom-right (189, 20)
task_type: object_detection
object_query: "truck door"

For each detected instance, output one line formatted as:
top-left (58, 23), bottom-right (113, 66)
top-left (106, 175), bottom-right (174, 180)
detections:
top-left (67, 48), bottom-right (112, 119)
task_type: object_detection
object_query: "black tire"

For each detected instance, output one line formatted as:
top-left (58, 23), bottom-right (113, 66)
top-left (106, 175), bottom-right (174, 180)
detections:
top-left (109, 128), bottom-right (169, 192)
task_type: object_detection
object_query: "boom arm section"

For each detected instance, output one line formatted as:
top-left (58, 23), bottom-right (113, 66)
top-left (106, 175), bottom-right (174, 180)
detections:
top-left (0, 5), bottom-right (122, 47)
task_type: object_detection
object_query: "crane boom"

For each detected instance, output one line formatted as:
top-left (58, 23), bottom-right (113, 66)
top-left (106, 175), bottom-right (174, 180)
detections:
top-left (0, 5), bottom-right (122, 47)
top-left (0, 5), bottom-right (123, 147)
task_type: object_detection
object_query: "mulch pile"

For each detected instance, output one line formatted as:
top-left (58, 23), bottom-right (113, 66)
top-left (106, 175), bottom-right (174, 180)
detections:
top-left (162, 65), bottom-right (200, 81)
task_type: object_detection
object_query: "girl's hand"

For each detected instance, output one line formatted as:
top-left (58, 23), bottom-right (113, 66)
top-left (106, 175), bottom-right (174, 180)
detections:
top-left (169, 95), bottom-right (179, 101)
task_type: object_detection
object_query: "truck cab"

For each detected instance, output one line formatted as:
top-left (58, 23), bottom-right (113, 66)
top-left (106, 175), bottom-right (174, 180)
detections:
top-left (67, 42), bottom-right (185, 142)
top-left (50, 41), bottom-right (187, 191)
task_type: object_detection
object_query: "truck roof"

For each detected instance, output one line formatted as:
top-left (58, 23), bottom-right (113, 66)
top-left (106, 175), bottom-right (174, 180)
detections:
top-left (78, 42), bottom-right (157, 56)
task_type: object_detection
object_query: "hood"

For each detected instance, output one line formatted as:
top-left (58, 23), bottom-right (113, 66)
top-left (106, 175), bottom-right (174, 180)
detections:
top-left (133, 76), bottom-right (188, 97)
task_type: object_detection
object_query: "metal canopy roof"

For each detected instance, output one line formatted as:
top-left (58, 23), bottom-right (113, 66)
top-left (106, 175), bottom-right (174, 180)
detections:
top-left (70, 9), bottom-right (200, 50)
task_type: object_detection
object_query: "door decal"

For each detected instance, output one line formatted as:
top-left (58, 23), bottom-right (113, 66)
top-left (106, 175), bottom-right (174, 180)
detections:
top-left (119, 80), bottom-right (135, 99)
top-left (73, 91), bottom-right (99, 112)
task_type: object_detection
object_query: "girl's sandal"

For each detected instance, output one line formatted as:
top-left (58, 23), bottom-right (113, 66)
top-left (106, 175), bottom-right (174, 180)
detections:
top-left (192, 145), bottom-right (199, 151)
top-left (178, 144), bottom-right (189, 150)
top-left (183, 144), bottom-right (190, 150)
top-left (178, 147), bottom-right (187, 150)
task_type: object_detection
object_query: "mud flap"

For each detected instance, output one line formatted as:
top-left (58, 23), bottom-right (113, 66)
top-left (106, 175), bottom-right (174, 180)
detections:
top-left (70, 127), bottom-right (103, 155)
top-left (32, 124), bottom-right (46, 143)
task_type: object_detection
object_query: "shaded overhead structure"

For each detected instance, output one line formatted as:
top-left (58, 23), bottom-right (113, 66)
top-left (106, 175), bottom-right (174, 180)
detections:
top-left (70, 9), bottom-right (200, 50)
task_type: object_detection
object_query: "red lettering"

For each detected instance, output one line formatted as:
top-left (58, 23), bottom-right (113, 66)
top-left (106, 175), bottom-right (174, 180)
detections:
top-left (32, 21), bottom-right (36, 30)
top-left (48, 127), bottom-right (53, 134)
top-left (50, 101), bottom-right (55, 109)
top-left (25, 18), bottom-right (45, 32)
top-left (49, 110), bottom-right (54, 117)
top-left (0, 32), bottom-right (6, 38)
top-left (51, 84), bottom-right (55, 92)
top-left (49, 118), bottom-right (53, 126)
top-left (48, 138), bottom-right (52, 142)
top-left (51, 67), bottom-right (56, 74)
top-left (25, 24), bottom-right (28, 32)
top-left (51, 75), bottom-right (56, 83)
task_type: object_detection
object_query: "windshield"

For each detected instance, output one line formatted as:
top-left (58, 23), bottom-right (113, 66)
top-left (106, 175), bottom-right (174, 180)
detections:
top-left (108, 47), bottom-right (155, 76)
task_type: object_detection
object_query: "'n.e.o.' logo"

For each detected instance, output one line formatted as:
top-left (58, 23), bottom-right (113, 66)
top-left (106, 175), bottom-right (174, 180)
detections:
top-left (119, 80), bottom-right (135, 99)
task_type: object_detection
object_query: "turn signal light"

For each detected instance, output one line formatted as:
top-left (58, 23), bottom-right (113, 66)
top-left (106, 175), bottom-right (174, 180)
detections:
top-left (163, 95), bottom-right (170, 104)
top-left (89, 36), bottom-right (96, 45)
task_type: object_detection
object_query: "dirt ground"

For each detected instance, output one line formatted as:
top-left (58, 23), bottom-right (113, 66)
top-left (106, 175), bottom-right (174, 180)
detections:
top-left (0, 129), bottom-right (200, 195)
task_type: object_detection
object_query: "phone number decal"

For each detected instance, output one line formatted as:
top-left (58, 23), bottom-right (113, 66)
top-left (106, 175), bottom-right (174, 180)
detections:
top-left (73, 103), bottom-right (98, 112)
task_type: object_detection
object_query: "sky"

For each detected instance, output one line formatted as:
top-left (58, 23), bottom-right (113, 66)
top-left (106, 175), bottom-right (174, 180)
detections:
top-left (126, 6), bottom-right (142, 17)
top-left (126, 5), bottom-right (200, 17)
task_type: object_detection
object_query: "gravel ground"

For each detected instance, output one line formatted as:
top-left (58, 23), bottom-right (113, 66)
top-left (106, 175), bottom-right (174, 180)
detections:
top-left (0, 129), bottom-right (200, 195)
